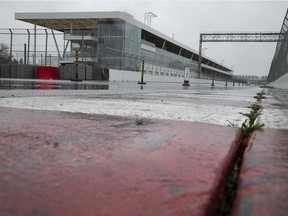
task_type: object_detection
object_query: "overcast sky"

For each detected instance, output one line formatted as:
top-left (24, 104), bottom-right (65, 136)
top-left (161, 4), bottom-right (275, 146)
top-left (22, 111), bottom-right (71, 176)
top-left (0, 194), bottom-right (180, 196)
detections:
top-left (0, 0), bottom-right (287, 77)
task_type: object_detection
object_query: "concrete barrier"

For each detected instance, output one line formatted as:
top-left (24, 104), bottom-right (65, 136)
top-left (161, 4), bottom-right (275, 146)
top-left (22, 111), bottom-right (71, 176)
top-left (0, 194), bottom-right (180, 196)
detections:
top-left (0, 106), bottom-right (243, 216)
top-left (0, 64), bottom-right (35, 79)
top-left (17, 65), bottom-right (34, 79)
top-left (268, 73), bottom-right (288, 89)
top-left (232, 129), bottom-right (288, 216)
top-left (59, 64), bottom-right (93, 80)
top-left (109, 68), bottom-right (234, 85)
top-left (0, 64), bottom-right (10, 78)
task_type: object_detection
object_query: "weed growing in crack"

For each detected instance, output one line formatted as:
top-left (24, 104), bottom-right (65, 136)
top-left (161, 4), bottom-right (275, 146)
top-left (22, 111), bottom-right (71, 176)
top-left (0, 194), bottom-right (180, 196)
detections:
top-left (228, 90), bottom-right (266, 137)
top-left (220, 90), bottom-right (267, 216)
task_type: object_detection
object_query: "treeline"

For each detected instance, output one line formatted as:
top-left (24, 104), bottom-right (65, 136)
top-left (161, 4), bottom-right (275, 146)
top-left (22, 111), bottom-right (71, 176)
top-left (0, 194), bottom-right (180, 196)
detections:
top-left (0, 42), bottom-right (23, 64)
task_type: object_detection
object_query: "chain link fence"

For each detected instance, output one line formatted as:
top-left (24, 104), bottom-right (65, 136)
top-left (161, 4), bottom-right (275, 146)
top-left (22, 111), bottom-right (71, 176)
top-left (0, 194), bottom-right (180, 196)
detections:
top-left (267, 9), bottom-right (288, 83)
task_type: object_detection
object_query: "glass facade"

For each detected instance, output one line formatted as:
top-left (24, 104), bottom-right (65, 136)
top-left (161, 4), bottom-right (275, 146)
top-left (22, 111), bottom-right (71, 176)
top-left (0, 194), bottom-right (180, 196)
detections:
top-left (141, 46), bottom-right (198, 78)
top-left (64, 29), bottom-right (97, 60)
top-left (97, 21), bottom-right (125, 70)
top-left (96, 20), bottom-right (199, 77)
top-left (63, 20), bottom-right (199, 78)
top-left (123, 23), bottom-right (141, 71)
top-left (97, 21), bottom-right (141, 71)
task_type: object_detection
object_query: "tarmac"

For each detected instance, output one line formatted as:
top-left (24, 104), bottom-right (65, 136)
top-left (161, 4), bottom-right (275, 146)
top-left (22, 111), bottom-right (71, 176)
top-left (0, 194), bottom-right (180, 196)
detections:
top-left (0, 79), bottom-right (288, 216)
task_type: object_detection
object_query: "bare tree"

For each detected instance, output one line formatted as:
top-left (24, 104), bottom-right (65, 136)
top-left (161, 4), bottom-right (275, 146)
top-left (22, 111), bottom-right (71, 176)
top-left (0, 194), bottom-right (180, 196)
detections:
top-left (0, 43), bottom-right (11, 64)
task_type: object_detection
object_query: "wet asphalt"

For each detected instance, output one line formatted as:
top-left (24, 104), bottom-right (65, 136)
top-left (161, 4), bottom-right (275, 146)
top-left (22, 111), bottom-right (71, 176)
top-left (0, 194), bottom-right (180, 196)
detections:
top-left (1, 78), bottom-right (288, 216)
top-left (0, 78), bottom-right (287, 128)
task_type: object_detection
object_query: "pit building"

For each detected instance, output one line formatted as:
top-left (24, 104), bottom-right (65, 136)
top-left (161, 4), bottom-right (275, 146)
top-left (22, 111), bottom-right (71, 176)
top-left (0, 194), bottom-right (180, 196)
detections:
top-left (14, 11), bottom-right (232, 82)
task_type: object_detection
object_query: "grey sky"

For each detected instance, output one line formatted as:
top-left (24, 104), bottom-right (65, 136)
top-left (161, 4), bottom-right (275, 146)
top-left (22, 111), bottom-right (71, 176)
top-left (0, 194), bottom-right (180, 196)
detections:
top-left (0, 0), bottom-right (287, 76)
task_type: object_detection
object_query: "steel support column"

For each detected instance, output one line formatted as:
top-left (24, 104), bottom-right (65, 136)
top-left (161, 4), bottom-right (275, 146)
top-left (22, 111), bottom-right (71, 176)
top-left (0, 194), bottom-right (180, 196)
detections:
top-left (45, 29), bottom-right (48, 66)
top-left (24, 43), bottom-right (27, 64)
top-left (161, 40), bottom-right (166, 49)
top-left (81, 28), bottom-right (84, 63)
top-left (51, 29), bottom-right (62, 61)
top-left (33, 24), bottom-right (36, 65)
top-left (197, 34), bottom-right (203, 79)
top-left (70, 22), bottom-right (73, 57)
top-left (27, 29), bottom-right (30, 64)
top-left (62, 41), bottom-right (69, 60)
top-left (9, 29), bottom-right (12, 61)
top-left (191, 53), bottom-right (195, 60)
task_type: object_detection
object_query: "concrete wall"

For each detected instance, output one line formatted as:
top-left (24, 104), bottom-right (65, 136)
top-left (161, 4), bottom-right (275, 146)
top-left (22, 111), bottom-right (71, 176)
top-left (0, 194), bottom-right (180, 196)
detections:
top-left (0, 64), bottom-right (235, 87)
top-left (268, 73), bottom-right (288, 89)
top-left (0, 63), bottom-right (92, 81)
top-left (93, 68), bottom-right (109, 81)
top-left (17, 65), bottom-right (35, 79)
top-left (0, 65), bottom-right (10, 78)
top-left (109, 69), bottom-right (184, 83)
top-left (0, 64), bottom-right (35, 79)
top-left (59, 64), bottom-right (92, 80)
top-left (109, 69), bottom-right (233, 86)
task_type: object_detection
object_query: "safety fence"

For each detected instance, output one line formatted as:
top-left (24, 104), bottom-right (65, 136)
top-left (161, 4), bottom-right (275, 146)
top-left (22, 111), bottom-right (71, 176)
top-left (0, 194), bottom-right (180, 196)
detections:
top-left (0, 28), bottom-right (64, 66)
top-left (267, 9), bottom-right (288, 83)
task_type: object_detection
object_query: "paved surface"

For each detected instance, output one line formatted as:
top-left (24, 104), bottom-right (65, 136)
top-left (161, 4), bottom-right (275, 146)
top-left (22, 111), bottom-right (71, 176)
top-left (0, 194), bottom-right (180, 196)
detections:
top-left (0, 79), bottom-right (287, 128)
top-left (0, 107), bottom-right (242, 216)
top-left (231, 87), bottom-right (288, 216)
top-left (0, 79), bottom-right (288, 216)
top-left (232, 129), bottom-right (288, 216)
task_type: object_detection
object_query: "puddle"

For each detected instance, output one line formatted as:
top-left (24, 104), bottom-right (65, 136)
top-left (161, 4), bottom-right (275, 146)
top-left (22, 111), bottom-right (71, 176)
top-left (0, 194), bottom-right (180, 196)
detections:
top-left (0, 80), bottom-right (287, 129)
top-left (0, 80), bottom-right (109, 90)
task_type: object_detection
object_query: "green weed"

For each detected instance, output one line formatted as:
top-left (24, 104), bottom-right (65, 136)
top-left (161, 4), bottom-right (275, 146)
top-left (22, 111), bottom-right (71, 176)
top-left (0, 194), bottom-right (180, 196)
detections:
top-left (228, 90), bottom-right (266, 136)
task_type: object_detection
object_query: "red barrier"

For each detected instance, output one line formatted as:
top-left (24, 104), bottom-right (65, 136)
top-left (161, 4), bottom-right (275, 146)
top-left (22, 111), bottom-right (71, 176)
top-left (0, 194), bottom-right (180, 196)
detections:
top-left (0, 107), bottom-right (243, 216)
top-left (36, 66), bottom-right (57, 79)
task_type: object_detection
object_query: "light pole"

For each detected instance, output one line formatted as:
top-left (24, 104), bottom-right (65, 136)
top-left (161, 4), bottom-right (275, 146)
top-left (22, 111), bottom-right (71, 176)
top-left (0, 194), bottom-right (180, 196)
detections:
top-left (144, 12), bottom-right (157, 27)
top-left (149, 12), bottom-right (157, 27)
top-left (144, 12), bottom-right (148, 25)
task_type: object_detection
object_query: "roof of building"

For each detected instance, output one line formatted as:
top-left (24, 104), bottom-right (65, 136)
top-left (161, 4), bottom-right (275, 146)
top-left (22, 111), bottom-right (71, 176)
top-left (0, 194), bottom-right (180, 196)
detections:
top-left (15, 11), bottom-right (131, 30)
top-left (15, 11), bottom-right (200, 53)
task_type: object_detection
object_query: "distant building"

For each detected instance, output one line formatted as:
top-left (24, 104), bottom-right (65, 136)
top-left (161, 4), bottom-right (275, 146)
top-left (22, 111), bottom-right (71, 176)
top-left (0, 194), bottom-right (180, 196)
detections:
top-left (14, 11), bottom-right (232, 81)
top-left (233, 75), bottom-right (261, 85)
top-left (259, 76), bottom-right (268, 85)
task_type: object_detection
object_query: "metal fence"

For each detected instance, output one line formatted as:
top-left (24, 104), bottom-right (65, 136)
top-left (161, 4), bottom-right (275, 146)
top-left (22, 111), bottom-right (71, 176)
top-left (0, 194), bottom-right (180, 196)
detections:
top-left (0, 28), bottom-right (64, 66)
top-left (267, 9), bottom-right (288, 83)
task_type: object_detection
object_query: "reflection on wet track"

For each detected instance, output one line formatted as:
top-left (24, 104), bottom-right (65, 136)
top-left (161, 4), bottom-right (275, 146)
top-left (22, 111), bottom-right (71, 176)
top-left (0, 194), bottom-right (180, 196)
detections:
top-left (0, 79), bottom-right (109, 90)
top-left (0, 79), bottom-right (287, 128)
